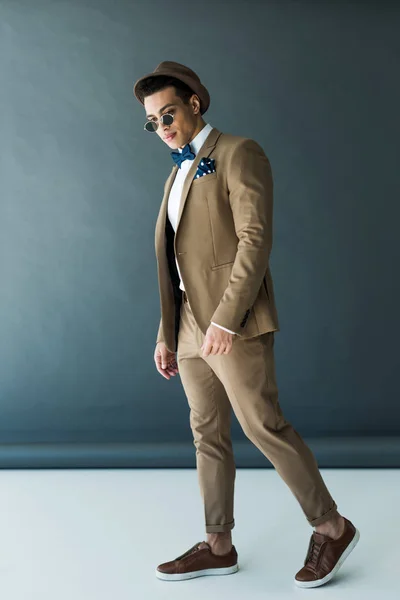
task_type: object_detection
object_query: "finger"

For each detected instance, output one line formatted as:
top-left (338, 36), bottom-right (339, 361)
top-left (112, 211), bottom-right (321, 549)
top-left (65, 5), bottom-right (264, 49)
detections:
top-left (157, 367), bottom-right (170, 379)
top-left (155, 356), bottom-right (171, 379)
top-left (155, 354), bottom-right (166, 369)
top-left (156, 361), bottom-right (169, 376)
top-left (210, 342), bottom-right (221, 355)
top-left (202, 340), bottom-right (213, 357)
top-left (216, 343), bottom-right (227, 355)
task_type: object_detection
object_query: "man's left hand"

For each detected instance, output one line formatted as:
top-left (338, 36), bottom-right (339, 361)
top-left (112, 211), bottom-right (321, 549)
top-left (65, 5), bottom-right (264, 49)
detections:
top-left (201, 324), bottom-right (235, 357)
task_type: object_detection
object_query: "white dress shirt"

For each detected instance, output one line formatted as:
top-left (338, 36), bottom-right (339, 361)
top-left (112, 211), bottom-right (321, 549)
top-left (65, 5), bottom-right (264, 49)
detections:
top-left (167, 123), bottom-right (236, 336)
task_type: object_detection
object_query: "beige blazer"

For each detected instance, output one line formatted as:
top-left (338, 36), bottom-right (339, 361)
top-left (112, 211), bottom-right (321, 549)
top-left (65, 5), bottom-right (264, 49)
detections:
top-left (154, 127), bottom-right (280, 353)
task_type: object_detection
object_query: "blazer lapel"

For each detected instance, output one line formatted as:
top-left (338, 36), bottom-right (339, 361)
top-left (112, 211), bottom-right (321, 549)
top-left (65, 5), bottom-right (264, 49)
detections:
top-left (175, 127), bottom-right (222, 235)
top-left (155, 127), bottom-right (223, 257)
top-left (155, 164), bottom-right (178, 258)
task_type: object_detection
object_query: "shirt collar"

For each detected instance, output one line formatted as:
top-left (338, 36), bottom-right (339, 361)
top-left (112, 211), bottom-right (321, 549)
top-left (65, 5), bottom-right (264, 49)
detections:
top-left (179, 123), bottom-right (213, 155)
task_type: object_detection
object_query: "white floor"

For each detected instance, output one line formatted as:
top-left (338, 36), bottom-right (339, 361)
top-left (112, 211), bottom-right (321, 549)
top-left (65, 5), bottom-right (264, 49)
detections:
top-left (0, 468), bottom-right (398, 599)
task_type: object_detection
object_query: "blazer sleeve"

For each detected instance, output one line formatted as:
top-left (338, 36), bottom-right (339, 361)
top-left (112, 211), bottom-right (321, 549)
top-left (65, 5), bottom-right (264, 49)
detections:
top-left (156, 317), bottom-right (164, 344)
top-left (210, 138), bottom-right (273, 334)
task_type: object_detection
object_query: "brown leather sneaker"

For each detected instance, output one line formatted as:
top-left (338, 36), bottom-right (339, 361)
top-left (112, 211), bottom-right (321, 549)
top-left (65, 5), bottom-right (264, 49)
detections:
top-left (295, 517), bottom-right (360, 588)
top-left (155, 541), bottom-right (239, 581)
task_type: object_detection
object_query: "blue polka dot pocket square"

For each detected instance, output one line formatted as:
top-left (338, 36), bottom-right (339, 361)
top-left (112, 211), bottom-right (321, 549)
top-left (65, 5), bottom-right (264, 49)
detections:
top-left (193, 157), bottom-right (216, 180)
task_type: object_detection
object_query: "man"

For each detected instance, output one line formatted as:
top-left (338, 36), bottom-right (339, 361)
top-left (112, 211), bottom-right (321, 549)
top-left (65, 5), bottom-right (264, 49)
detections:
top-left (133, 61), bottom-right (360, 587)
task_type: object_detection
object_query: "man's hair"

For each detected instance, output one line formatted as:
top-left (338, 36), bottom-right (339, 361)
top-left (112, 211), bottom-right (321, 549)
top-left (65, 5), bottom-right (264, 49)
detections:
top-left (135, 75), bottom-right (196, 108)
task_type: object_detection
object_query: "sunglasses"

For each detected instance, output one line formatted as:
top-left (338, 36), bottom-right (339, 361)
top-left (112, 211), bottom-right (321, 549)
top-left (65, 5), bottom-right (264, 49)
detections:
top-left (144, 112), bottom-right (175, 133)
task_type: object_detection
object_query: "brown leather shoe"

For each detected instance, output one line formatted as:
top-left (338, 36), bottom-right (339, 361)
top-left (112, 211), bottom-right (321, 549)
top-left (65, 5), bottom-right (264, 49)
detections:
top-left (155, 541), bottom-right (239, 581)
top-left (295, 517), bottom-right (360, 588)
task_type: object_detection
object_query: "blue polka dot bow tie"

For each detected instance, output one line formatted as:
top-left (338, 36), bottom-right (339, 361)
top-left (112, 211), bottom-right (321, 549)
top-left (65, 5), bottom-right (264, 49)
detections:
top-left (170, 143), bottom-right (196, 168)
top-left (170, 143), bottom-right (216, 179)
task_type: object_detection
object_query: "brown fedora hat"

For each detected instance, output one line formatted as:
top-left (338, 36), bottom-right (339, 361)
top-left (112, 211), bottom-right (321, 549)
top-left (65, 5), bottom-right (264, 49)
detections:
top-left (133, 61), bottom-right (210, 115)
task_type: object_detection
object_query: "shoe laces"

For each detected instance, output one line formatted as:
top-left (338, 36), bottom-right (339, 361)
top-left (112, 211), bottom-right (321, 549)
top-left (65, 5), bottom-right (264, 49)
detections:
top-left (305, 537), bottom-right (323, 570)
top-left (175, 542), bottom-right (202, 561)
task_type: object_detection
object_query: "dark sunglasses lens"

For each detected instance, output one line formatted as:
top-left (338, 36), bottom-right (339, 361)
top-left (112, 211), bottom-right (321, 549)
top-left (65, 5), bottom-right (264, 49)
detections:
top-left (161, 114), bottom-right (174, 125)
top-left (145, 121), bottom-right (157, 132)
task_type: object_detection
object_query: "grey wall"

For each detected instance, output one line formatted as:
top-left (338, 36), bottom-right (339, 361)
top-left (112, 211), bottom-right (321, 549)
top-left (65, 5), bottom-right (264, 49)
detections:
top-left (1, 0), bottom-right (399, 468)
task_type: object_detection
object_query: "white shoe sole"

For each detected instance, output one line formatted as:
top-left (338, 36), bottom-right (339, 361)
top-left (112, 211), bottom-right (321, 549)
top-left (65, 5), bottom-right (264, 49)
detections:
top-left (156, 563), bottom-right (239, 581)
top-left (294, 528), bottom-right (360, 588)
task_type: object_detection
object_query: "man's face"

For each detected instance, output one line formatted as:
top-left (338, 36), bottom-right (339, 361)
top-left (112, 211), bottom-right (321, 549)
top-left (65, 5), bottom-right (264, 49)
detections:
top-left (144, 86), bottom-right (198, 150)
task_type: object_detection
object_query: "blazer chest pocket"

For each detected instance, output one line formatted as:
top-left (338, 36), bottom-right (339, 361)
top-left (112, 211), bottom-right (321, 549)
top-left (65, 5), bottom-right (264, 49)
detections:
top-left (191, 171), bottom-right (218, 185)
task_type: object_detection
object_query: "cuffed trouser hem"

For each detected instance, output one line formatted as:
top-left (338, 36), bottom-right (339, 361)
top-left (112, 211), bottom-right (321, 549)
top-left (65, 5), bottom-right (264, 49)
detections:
top-left (206, 519), bottom-right (235, 533)
top-left (307, 502), bottom-right (339, 527)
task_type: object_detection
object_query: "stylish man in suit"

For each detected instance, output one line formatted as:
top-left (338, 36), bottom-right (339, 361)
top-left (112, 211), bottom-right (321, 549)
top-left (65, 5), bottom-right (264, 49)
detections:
top-left (133, 61), bottom-right (359, 588)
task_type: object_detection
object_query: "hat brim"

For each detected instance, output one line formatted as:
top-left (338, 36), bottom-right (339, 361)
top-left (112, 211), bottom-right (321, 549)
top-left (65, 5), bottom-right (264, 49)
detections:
top-left (133, 71), bottom-right (210, 115)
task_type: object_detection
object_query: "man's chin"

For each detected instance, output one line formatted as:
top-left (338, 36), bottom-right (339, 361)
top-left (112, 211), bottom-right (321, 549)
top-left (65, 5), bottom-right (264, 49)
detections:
top-left (164, 133), bottom-right (179, 147)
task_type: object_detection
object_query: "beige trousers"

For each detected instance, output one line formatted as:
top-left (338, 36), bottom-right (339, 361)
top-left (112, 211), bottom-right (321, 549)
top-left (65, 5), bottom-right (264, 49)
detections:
top-left (177, 291), bottom-right (339, 533)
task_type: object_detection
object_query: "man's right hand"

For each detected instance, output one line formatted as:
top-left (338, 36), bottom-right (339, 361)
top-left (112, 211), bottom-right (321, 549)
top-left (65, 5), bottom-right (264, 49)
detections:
top-left (154, 342), bottom-right (179, 380)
